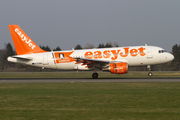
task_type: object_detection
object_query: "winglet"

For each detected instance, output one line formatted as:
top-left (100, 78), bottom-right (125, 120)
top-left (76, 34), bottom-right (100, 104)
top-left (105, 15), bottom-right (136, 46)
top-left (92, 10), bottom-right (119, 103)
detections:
top-left (8, 25), bottom-right (46, 55)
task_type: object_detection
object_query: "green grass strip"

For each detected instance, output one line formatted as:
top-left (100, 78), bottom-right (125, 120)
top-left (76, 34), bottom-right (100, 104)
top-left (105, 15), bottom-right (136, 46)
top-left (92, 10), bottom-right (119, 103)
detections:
top-left (0, 83), bottom-right (180, 120)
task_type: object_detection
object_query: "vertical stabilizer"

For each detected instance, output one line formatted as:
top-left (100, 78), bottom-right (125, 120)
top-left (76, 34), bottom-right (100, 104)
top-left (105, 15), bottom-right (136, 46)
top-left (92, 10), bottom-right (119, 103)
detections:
top-left (8, 25), bottom-right (46, 55)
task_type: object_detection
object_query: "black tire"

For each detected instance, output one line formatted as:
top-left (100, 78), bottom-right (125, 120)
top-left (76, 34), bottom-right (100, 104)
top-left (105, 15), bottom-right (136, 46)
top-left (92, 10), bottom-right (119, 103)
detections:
top-left (92, 73), bottom-right (98, 79)
top-left (148, 72), bottom-right (153, 77)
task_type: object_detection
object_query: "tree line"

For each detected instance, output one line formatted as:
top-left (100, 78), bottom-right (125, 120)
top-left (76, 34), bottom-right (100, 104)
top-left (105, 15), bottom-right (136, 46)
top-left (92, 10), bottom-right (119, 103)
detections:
top-left (171, 44), bottom-right (180, 70)
top-left (74, 42), bottom-right (118, 50)
top-left (0, 42), bottom-right (180, 71)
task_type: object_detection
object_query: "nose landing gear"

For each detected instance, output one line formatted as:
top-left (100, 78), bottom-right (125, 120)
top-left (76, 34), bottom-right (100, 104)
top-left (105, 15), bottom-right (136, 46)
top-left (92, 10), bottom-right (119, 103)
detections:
top-left (148, 72), bottom-right (153, 77)
top-left (147, 65), bottom-right (153, 77)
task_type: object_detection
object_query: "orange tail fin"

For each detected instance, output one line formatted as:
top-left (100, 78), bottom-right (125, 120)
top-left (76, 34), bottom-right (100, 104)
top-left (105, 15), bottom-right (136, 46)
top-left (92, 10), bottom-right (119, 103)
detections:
top-left (8, 25), bottom-right (46, 55)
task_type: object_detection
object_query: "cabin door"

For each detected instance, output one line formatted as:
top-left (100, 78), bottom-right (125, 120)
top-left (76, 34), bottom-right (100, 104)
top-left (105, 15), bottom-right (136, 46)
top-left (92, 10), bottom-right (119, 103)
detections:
top-left (147, 48), bottom-right (153, 59)
top-left (43, 54), bottom-right (49, 65)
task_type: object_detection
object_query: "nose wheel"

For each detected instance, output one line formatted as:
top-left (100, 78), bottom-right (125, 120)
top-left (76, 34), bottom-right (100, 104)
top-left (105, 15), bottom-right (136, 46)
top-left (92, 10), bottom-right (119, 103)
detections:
top-left (147, 65), bottom-right (153, 77)
top-left (148, 72), bottom-right (153, 77)
top-left (92, 73), bottom-right (98, 79)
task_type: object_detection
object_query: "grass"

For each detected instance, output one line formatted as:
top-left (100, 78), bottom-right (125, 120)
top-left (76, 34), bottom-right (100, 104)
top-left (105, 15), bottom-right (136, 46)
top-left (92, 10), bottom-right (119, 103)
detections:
top-left (0, 83), bottom-right (180, 120)
top-left (0, 71), bottom-right (180, 78)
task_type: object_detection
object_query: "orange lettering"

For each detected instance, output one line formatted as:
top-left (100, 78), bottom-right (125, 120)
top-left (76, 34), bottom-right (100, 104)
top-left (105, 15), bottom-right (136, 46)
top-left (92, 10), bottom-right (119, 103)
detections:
top-left (138, 47), bottom-right (146, 56)
top-left (94, 51), bottom-right (102, 59)
top-left (130, 49), bottom-right (138, 57)
top-left (103, 50), bottom-right (110, 58)
top-left (120, 48), bottom-right (129, 57)
top-left (85, 51), bottom-right (93, 59)
top-left (111, 50), bottom-right (120, 60)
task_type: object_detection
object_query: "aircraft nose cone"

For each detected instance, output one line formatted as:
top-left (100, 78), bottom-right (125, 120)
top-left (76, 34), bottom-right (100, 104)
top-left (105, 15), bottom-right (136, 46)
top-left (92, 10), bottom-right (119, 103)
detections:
top-left (169, 54), bottom-right (174, 61)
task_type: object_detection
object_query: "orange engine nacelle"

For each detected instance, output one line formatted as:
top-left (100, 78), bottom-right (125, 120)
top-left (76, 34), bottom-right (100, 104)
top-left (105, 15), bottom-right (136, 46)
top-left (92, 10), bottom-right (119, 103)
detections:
top-left (110, 62), bottom-right (128, 74)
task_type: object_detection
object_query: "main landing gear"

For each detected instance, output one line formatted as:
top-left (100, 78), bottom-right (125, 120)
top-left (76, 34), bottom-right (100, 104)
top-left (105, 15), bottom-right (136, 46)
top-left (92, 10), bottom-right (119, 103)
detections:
top-left (147, 65), bottom-right (153, 77)
top-left (92, 72), bottom-right (98, 79)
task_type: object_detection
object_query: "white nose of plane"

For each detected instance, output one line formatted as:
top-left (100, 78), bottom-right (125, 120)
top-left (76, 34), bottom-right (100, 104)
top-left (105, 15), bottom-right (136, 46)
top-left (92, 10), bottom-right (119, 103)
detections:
top-left (168, 53), bottom-right (174, 61)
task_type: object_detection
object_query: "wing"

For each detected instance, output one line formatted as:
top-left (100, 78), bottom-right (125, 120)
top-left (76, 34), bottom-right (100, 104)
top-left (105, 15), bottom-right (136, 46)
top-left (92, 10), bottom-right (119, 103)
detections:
top-left (74, 57), bottom-right (124, 69)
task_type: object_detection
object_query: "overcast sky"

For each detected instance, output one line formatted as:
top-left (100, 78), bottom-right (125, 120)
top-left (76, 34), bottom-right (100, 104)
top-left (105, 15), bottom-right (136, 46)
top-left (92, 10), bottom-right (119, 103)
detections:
top-left (0, 0), bottom-right (180, 52)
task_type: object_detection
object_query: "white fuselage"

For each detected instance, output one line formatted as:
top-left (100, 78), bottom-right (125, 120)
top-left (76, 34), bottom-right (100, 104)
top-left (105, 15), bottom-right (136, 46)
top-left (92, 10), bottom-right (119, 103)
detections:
top-left (8, 46), bottom-right (174, 70)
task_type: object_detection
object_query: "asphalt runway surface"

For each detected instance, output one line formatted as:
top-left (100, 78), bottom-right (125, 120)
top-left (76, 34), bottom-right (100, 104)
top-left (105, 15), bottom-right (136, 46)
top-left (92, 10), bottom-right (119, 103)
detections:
top-left (1, 78), bottom-right (180, 83)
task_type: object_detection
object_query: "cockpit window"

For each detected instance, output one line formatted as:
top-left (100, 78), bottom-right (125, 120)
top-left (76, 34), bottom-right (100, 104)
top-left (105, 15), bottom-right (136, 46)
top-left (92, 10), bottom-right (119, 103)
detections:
top-left (159, 50), bottom-right (163, 53)
top-left (159, 50), bottom-right (167, 53)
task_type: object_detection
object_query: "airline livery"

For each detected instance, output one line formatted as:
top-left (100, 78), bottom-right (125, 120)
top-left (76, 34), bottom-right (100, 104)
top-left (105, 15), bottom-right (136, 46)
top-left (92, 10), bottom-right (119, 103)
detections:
top-left (8, 25), bottom-right (174, 78)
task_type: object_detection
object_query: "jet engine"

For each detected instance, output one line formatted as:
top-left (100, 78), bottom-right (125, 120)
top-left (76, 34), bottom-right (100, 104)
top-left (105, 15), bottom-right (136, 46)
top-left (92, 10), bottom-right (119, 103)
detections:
top-left (103, 62), bottom-right (128, 74)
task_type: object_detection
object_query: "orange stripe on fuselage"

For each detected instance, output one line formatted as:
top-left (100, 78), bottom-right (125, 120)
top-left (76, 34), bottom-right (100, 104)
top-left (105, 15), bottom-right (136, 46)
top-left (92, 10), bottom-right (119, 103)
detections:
top-left (54, 51), bottom-right (75, 64)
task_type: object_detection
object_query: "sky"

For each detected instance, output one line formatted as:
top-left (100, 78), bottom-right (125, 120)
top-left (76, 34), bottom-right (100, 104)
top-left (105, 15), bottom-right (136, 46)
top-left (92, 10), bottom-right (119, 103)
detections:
top-left (0, 0), bottom-right (180, 52)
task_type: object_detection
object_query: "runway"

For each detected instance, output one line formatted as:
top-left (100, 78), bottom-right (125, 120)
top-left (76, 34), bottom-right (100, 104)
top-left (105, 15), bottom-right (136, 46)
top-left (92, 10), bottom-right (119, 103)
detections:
top-left (1, 78), bottom-right (180, 83)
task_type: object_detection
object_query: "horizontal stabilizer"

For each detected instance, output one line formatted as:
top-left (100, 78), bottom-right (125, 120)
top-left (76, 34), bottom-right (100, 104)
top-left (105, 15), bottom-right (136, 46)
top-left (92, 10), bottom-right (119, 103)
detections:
top-left (7, 56), bottom-right (32, 64)
top-left (12, 56), bottom-right (32, 61)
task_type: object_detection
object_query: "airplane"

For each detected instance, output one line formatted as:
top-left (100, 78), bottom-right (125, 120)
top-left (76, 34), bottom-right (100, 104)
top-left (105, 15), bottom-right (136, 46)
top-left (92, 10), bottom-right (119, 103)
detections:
top-left (7, 25), bottom-right (174, 78)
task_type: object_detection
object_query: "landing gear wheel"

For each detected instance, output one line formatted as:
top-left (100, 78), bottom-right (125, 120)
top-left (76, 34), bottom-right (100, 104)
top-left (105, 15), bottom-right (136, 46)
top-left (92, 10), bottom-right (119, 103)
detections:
top-left (148, 72), bottom-right (153, 77)
top-left (92, 73), bottom-right (98, 79)
top-left (147, 65), bottom-right (153, 77)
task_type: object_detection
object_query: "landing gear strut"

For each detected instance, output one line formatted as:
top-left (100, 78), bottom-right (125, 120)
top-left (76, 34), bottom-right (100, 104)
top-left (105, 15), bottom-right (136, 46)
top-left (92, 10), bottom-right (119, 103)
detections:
top-left (92, 73), bottom-right (98, 79)
top-left (147, 65), bottom-right (153, 77)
